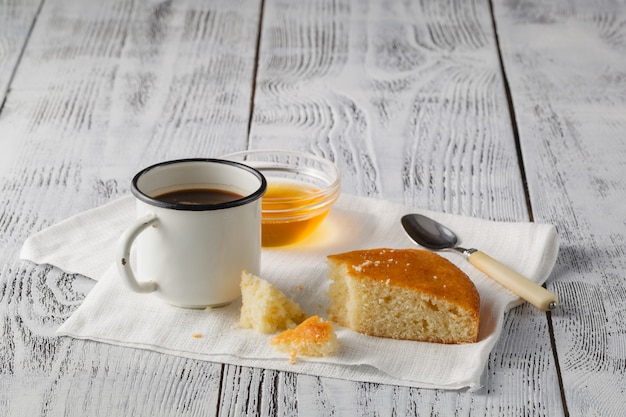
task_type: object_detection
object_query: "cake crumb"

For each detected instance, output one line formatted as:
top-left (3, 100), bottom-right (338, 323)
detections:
top-left (239, 270), bottom-right (306, 334)
top-left (270, 316), bottom-right (338, 363)
top-left (352, 260), bottom-right (373, 272)
top-left (192, 333), bottom-right (202, 339)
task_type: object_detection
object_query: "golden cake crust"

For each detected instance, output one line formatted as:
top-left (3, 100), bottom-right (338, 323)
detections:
top-left (327, 248), bottom-right (479, 318)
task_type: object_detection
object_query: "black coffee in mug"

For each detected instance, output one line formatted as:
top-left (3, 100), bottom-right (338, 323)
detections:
top-left (155, 188), bottom-right (244, 205)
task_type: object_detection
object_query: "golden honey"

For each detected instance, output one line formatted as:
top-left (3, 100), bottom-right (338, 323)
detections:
top-left (261, 180), bottom-right (332, 247)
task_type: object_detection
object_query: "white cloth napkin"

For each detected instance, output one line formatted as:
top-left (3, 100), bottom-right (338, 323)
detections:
top-left (20, 194), bottom-right (559, 391)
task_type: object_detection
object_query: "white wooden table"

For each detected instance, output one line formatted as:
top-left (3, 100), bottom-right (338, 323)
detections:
top-left (1, 0), bottom-right (624, 415)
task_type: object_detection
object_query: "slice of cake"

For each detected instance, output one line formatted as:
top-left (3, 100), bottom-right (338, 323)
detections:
top-left (239, 270), bottom-right (307, 334)
top-left (327, 248), bottom-right (480, 344)
top-left (270, 315), bottom-right (339, 363)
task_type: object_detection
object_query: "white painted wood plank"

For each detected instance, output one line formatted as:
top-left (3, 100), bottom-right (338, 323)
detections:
top-left (0, 0), bottom-right (261, 415)
top-left (251, 0), bottom-right (529, 221)
top-left (0, 0), bottom-right (41, 100)
top-left (494, 1), bottom-right (626, 416)
top-left (250, 0), bottom-right (564, 415)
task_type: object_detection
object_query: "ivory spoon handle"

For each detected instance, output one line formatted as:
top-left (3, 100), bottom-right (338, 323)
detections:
top-left (468, 250), bottom-right (558, 311)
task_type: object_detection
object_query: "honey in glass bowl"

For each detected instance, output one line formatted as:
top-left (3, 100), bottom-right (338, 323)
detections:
top-left (220, 150), bottom-right (341, 247)
top-left (261, 179), bottom-right (334, 246)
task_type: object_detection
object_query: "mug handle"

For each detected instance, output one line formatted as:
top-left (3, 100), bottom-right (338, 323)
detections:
top-left (116, 213), bottom-right (159, 293)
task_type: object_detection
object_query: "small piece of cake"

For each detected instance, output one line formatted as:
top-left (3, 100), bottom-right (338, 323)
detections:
top-left (270, 315), bottom-right (339, 363)
top-left (327, 248), bottom-right (480, 344)
top-left (239, 270), bottom-right (307, 334)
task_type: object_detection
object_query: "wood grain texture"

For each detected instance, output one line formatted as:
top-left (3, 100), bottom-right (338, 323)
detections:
top-left (251, 0), bottom-right (529, 222)
top-left (250, 0), bottom-right (563, 415)
top-left (494, 0), bottom-right (626, 415)
top-left (0, 0), bottom-right (41, 101)
top-left (0, 0), bottom-right (261, 415)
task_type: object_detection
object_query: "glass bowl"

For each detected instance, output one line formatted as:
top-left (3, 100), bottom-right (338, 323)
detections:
top-left (221, 150), bottom-right (341, 247)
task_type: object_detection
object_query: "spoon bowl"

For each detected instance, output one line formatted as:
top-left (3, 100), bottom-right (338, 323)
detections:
top-left (401, 214), bottom-right (459, 251)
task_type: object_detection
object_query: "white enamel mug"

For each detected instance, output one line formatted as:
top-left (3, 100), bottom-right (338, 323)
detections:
top-left (116, 159), bottom-right (267, 308)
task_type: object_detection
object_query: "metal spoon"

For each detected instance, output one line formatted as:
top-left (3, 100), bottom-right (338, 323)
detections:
top-left (401, 213), bottom-right (558, 311)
